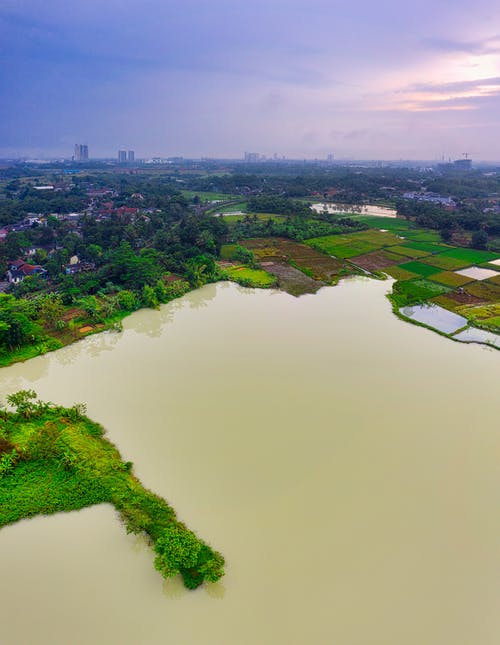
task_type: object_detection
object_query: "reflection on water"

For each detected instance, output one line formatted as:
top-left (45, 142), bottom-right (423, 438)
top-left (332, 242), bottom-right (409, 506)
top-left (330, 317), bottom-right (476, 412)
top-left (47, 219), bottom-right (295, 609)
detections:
top-left (453, 327), bottom-right (500, 348)
top-left (0, 280), bottom-right (499, 645)
top-left (401, 303), bottom-right (467, 334)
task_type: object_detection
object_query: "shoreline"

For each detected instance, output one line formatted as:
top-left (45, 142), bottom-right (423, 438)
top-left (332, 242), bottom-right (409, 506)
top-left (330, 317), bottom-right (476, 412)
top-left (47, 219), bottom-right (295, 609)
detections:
top-left (0, 274), bottom-right (497, 370)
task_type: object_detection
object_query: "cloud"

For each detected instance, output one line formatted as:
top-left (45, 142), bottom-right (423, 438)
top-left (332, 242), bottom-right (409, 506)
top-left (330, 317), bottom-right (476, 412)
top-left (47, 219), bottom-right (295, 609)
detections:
top-left (422, 34), bottom-right (500, 55)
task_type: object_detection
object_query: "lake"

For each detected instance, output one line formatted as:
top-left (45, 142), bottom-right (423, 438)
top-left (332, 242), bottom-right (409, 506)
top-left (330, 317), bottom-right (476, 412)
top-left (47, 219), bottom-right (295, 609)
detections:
top-left (1, 279), bottom-right (499, 645)
top-left (311, 203), bottom-right (398, 217)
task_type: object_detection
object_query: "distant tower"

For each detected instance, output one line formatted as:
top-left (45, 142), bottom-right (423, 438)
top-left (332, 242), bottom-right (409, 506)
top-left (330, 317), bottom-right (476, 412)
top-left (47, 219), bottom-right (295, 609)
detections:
top-left (327, 153), bottom-right (334, 163)
top-left (118, 150), bottom-right (127, 163)
top-left (127, 150), bottom-right (135, 162)
top-left (74, 144), bottom-right (88, 161)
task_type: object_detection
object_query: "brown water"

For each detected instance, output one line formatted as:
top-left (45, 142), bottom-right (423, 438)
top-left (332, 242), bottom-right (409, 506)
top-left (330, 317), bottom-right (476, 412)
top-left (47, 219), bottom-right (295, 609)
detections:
top-left (311, 203), bottom-right (397, 217)
top-left (1, 279), bottom-right (499, 645)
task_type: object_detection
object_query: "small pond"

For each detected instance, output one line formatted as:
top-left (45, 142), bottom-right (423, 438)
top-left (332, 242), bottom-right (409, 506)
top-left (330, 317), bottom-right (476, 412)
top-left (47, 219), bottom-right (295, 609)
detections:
top-left (400, 304), bottom-right (467, 334)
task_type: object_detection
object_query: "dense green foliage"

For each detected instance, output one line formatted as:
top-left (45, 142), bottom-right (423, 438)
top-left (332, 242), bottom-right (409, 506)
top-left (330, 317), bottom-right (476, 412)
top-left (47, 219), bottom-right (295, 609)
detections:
top-left (0, 161), bottom-right (498, 354)
top-left (0, 391), bottom-right (225, 589)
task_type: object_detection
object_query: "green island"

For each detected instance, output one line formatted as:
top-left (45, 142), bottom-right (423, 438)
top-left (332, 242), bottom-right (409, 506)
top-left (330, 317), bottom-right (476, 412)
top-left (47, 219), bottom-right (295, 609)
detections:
top-left (0, 390), bottom-right (225, 589)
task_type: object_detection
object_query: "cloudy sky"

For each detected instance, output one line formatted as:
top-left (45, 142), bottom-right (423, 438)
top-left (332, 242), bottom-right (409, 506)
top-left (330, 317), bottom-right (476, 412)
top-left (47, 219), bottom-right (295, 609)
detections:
top-left (1, 0), bottom-right (500, 160)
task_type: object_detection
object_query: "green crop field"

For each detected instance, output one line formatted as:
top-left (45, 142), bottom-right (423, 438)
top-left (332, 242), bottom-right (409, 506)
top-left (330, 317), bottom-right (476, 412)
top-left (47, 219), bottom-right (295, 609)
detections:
top-left (350, 216), bottom-right (415, 231)
top-left (402, 241), bottom-right (450, 254)
top-left (401, 230), bottom-right (442, 243)
top-left (216, 202), bottom-right (248, 213)
top-left (428, 271), bottom-right (474, 287)
top-left (438, 248), bottom-right (499, 263)
top-left (305, 229), bottom-right (401, 258)
top-left (419, 254), bottom-right (471, 270)
top-left (222, 213), bottom-right (285, 223)
top-left (223, 265), bottom-right (276, 288)
top-left (384, 265), bottom-right (420, 280)
top-left (465, 280), bottom-right (500, 302)
top-left (181, 190), bottom-right (237, 201)
top-left (392, 279), bottom-right (451, 305)
top-left (388, 245), bottom-right (431, 259)
top-left (397, 261), bottom-right (441, 277)
top-left (219, 244), bottom-right (237, 260)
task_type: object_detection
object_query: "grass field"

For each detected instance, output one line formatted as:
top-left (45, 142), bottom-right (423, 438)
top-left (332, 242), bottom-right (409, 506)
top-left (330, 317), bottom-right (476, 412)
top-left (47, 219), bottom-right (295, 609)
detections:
top-left (181, 190), bottom-right (237, 201)
top-left (221, 213), bottom-right (284, 223)
top-left (215, 202), bottom-right (248, 213)
top-left (397, 261), bottom-right (441, 277)
top-left (220, 244), bottom-right (237, 260)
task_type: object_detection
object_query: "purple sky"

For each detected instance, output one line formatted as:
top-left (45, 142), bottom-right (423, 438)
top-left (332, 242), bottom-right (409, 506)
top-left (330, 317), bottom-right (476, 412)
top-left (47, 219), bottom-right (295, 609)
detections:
top-left (1, 0), bottom-right (500, 160)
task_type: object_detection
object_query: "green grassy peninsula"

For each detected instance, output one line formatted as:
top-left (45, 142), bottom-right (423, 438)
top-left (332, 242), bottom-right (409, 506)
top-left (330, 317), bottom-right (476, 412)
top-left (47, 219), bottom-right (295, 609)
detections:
top-left (0, 391), bottom-right (224, 589)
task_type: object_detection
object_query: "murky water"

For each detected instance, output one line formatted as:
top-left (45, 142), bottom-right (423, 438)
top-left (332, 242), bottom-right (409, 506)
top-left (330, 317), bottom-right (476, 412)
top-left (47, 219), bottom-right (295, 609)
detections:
top-left (1, 279), bottom-right (499, 645)
top-left (311, 203), bottom-right (397, 217)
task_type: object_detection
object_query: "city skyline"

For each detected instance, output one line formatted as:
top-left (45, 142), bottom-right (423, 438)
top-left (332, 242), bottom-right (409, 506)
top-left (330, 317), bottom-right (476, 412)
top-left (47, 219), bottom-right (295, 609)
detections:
top-left (1, 1), bottom-right (500, 160)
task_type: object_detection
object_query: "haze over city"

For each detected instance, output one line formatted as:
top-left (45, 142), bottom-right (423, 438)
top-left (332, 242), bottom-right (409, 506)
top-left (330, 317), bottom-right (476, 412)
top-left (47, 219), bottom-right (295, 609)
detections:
top-left (1, 0), bottom-right (500, 160)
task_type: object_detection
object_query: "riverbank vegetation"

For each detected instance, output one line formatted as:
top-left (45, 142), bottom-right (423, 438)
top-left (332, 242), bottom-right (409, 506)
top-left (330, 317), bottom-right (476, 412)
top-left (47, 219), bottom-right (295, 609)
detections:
top-left (0, 162), bottom-right (499, 358)
top-left (0, 391), bottom-right (224, 589)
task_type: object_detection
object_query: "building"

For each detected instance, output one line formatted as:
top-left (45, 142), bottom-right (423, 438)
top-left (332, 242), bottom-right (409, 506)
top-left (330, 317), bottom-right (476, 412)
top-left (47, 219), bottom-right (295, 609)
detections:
top-left (74, 144), bottom-right (89, 161)
top-left (244, 152), bottom-right (259, 162)
top-left (118, 150), bottom-right (127, 163)
top-left (6, 259), bottom-right (47, 283)
top-left (127, 150), bottom-right (135, 162)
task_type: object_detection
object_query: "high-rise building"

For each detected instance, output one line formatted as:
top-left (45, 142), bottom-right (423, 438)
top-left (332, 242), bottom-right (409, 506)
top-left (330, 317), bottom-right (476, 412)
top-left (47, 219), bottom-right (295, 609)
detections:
top-left (244, 152), bottom-right (259, 162)
top-left (74, 144), bottom-right (89, 161)
top-left (127, 150), bottom-right (135, 162)
top-left (118, 150), bottom-right (127, 163)
top-left (327, 153), bottom-right (334, 163)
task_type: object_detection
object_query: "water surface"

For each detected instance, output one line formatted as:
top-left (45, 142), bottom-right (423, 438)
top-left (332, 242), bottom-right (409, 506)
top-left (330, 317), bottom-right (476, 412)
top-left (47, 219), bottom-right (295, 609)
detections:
top-left (311, 203), bottom-right (397, 217)
top-left (1, 279), bottom-right (499, 645)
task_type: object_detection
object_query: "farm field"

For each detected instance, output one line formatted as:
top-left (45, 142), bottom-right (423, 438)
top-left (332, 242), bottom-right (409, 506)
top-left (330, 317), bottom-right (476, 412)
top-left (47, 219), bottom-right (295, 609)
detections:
top-left (348, 250), bottom-right (407, 271)
top-left (397, 261), bottom-right (441, 277)
top-left (219, 221), bottom-right (499, 344)
top-left (305, 229), bottom-right (402, 258)
top-left (219, 213), bottom-right (285, 223)
top-left (419, 254), bottom-right (472, 271)
top-left (241, 237), bottom-right (347, 283)
top-left (222, 265), bottom-right (277, 288)
top-left (181, 190), bottom-right (238, 201)
top-left (428, 271), bottom-right (474, 287)
top-left (388, 245), bottom-right (431, 259)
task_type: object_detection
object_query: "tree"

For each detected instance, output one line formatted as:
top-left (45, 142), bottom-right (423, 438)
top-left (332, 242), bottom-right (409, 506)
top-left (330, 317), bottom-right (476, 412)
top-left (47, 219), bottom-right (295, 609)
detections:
top-left (470, 230), bottom-right (488, 250)
top-left (154, 524), bottom-right (202, 578)
top-left (38, 294), bottom-right (65, 330)
top-left (0, 295), bottom-right (40, 351)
